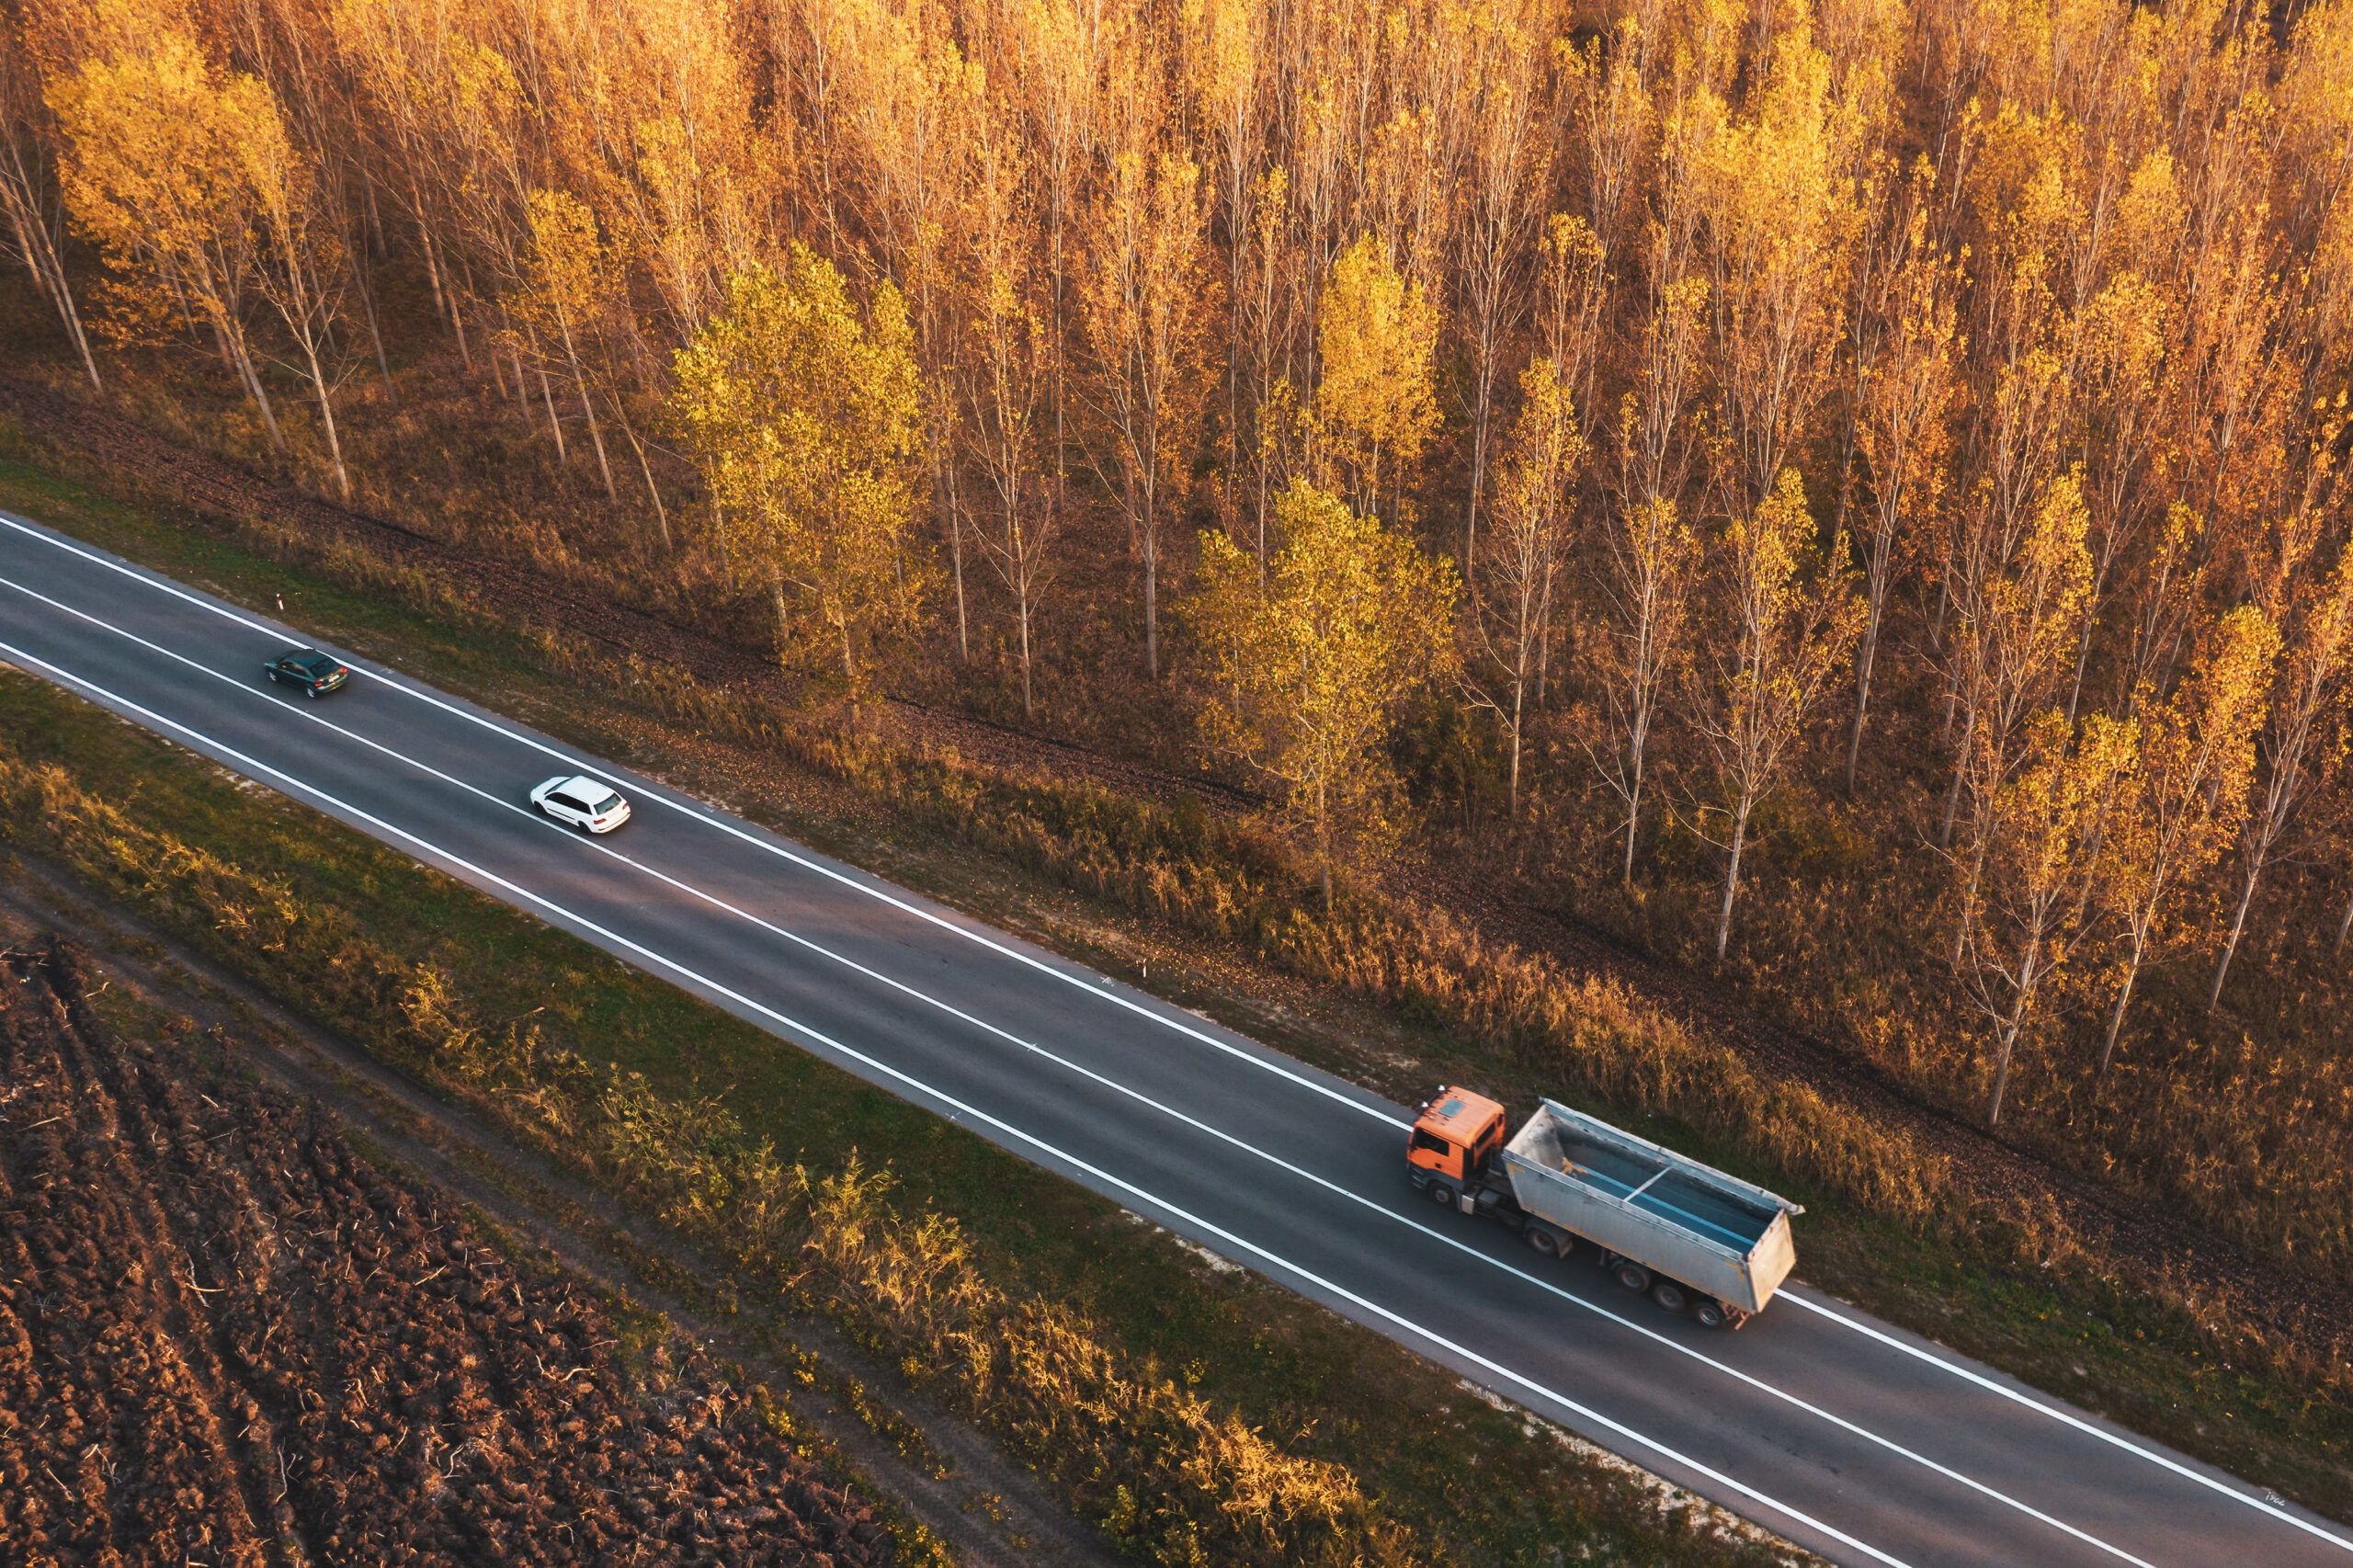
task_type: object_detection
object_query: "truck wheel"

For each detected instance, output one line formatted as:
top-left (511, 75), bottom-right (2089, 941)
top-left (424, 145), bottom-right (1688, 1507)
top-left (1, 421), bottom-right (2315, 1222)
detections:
top-left (1427, 1182), bottom-right (1456, 1209)
top-left (1694, 1300), bottom-right (1727, 1330)
top-left (1652, 1281), bottom-right (1688, 1313)
top-left (1523, 1224), bottom-right (1560, 1257)
top-left (1612, 1261), bottom-right (1651, 1294)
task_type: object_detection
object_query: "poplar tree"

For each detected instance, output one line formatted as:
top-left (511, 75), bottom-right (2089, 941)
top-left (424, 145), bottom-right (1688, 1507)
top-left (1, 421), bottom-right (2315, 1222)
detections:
top-left (1959, 710), bottom-right (2137, 1127)
top-left (1686, 470), bottom-right (1864, 959)
top-left (49, 29), bottom-right (283, 447)
top-left (1464, 357), bottom-right (1583, 820)
top-left (2095, 608), bottom-right (2279, 1073)
top-left (1451, 0), bottom-right (1550, 569)
top-left (1079, 146), bottom-right (1214, 680)
top-left (958, 86), bottom-right (1056, 718)
top-left (1188, 479), bottom-right (1457, 909)
top-left (673, 249), bottom-right (926, 721)
top-left (2212, 535), bottom-right (2353, 1006)
top-left (1310, 233), bottom-right (1439, 526)
top-left (239, 77), bottom-right (357, 499)
top-left (0, 20), bottom-right (99, 388)
top-left (1846, 187), bottom-right (1959, 786)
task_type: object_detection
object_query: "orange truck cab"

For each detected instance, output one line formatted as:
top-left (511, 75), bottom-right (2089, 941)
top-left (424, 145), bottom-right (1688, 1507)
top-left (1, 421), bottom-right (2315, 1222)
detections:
top-left (1406, 1086), bottom-right (1507, 1204)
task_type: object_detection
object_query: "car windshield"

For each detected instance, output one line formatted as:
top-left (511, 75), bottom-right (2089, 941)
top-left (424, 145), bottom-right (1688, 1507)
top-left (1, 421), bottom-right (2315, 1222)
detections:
top-left (300, 655), bottom-right (338, 676)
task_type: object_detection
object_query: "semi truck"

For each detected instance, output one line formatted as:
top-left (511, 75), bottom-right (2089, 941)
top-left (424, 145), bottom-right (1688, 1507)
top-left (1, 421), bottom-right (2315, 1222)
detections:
top-left (1406, 1086), bottom-right (1802, 1328)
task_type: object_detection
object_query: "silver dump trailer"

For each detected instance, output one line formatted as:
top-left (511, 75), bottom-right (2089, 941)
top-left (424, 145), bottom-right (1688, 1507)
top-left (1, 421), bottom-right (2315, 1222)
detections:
top-left (1502, 1098), bottom-right (1802, 1323)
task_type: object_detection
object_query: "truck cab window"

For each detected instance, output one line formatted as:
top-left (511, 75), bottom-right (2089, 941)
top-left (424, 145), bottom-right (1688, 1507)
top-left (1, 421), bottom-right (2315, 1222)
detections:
top-left (1409, 1128), bottom-right (1452, 1158)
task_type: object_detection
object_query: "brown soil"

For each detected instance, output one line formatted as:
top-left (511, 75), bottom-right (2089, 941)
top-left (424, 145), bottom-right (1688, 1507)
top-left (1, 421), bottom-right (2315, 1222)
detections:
top-left (0, 932), bottom-right (892, 1568)
top-left (0, 851), bottom-right (1126, 1568)
top-left (0, 371), bottom-right (2342, 1385)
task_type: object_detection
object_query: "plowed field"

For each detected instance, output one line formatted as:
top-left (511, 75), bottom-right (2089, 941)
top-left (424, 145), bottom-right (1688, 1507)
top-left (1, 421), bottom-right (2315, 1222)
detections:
top-left (0, 936), bottom-right (892, 1568)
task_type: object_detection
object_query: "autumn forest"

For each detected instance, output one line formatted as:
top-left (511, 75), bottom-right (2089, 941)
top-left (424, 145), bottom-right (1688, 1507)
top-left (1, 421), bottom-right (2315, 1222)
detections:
top-left (6, 0), bottom-right (2353, 1281)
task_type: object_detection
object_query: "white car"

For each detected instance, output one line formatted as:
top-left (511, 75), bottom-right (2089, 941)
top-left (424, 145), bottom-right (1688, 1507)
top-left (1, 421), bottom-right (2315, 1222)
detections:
top-left (531, 774), bottom-right (631, 834)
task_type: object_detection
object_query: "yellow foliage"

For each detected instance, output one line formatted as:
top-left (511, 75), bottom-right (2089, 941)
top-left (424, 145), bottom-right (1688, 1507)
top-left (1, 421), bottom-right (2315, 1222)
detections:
top-left (48, 25), bottom-right (258, 345)
top-left (1188, 478), bottom-right (1458, 905)
top-left (1311, 234), bottom-right (1439, 522)
top-left (673, 247), bottom-right (927, 712)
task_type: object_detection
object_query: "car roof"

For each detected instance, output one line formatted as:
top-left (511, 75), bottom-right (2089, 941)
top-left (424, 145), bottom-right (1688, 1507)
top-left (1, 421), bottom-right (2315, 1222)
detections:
top-left (561, 776), bottom-right (617, 798)
top-left (278, 647), bottom-right (340, 667)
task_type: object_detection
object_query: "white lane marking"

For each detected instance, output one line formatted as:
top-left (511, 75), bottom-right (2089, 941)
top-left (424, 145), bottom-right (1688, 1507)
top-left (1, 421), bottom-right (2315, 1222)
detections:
top-left (0, 582), bottom-right (2194, 1566)
top-left (0, 513), bottom-right (1402, 1131)
top-left (5, 512), bottom-right (2342, 1556)
top-left (0, 631), bottom-right (1914, 1568)
top-left (1779, 1291), bottom-right (2352, 1554)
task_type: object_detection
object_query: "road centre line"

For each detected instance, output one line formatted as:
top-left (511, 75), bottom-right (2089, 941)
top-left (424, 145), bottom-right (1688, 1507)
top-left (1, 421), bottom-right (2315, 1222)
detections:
top-left (0, 578), bottom-right (2189, 1567)
top-left (0, 629), bottom-right (1915, 1568)
top-left (0, 514), bottom-right (1400, 1131)
top-left (6, 512), bottom-right (2345, 1553)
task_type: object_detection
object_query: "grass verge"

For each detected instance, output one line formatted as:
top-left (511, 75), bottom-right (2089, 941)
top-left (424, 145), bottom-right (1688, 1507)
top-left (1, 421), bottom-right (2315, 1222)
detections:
top-left (0, 430), bottom-right (2344, 1519)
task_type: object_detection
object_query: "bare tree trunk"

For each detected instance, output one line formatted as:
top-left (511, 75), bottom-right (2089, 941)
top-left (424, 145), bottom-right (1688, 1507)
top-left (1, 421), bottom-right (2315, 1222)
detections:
top-left (1317, 775), bottom-right (1333, 913)
top-left (2, 190), bottom-right (100, 390)
top-left (1715, 800), bottom-right (1752, 960)
top-left (615, 404), bottom-right (673, 551)
top-left (545, 306), bottom-right (616, 501)
top-left (1143, 517), bottom-right (1160, 680)
top-left (1847, 575), bottom-right (1889, 790)
top-left (944, 463), bottom-right (969, 665)
top-left (1621, 750), bottom-right (1646, 882)
top-left (56, 267), bottom-right (100, 390)
top-left (225, 323), bottom-right (287, 453)
top-left (363, 176), bottom-right (386, 259)
top-left (353, 256), bottom-right (395, 403)
top-left (1507, 673), bottom-right (1525, 821)
top-left (299, 335), bottom-right (350, 499)
top-left (2208, 858), bottom-right (2261, 1010)
top-left (1018, 596), bottom-right (1034, 718)
top-left (1939, 705), bottom-right (1977, 847)
top-left (1986, 1010), bottom-right (2025, 1126)
top-left (2065, 617), bottom-right (2093, 723)
top-left (840, 612), bottom-right (863, 731)
top-left (2097, 959), bottom-right (2138, 1075)
top-left (574, 361), bottom-right (618, 501)
top-left (536, 358), bottom-right (568, 461)
top-left (418, 218), bottom-right (449, 325)
top-left (1463, 339), bottom-right (1496, 571)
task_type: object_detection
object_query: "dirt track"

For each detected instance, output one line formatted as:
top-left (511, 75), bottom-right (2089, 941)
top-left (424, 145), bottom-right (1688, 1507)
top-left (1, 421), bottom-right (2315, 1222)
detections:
top-left (0, 372), bottom-right (2342, 1387)
top-left (0, 935), bottom-right (891, 1568)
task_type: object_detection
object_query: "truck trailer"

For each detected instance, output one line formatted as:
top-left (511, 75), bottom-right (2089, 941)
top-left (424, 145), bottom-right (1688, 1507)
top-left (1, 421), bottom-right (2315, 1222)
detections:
top-left (1406, 1087), bottom-right (1802, 1328)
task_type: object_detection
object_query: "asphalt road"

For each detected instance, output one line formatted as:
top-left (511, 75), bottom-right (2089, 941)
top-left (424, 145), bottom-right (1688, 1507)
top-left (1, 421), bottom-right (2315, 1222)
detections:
top-left (3, 509), bottom-right (2346, 1568)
